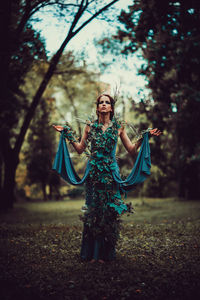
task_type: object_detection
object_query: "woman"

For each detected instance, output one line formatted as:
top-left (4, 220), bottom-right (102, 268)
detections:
top-left (53, 94), bottom-right (161, 263)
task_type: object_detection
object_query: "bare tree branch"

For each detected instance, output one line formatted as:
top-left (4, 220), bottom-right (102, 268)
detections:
top-left (72, 0), bottom-right (119, 37)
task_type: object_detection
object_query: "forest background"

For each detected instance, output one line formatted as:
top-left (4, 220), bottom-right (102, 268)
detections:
top-left (0, 0), bottom-right (200, 211)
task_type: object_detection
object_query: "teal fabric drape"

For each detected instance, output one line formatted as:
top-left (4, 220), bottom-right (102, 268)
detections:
top-left (52, 131), bottom-right (90, 184)
top-left (52, 131), bottom-right (151, 191)
top-left (112, 132), bottom-right (151, 191)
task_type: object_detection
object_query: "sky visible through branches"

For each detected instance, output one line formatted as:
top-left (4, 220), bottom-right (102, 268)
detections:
top-left (32, 0), bottom-right (148, 100)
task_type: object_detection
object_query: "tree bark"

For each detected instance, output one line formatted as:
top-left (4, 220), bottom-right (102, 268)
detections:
top-left (0, 151), bottom-right (18, 211)
top-left (178, 161), bottom-right (200, 200)
top-left (186, 163), bottom-right (200, 200)
top-left (42, 182), bottom-right (47, 201)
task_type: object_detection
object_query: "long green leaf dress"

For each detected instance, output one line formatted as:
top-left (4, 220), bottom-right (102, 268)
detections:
top-left (52, 117), bottom-right (151, 261)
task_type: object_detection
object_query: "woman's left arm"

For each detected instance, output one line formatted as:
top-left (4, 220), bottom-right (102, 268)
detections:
top-left (120, 127), bottom-right (162, 156)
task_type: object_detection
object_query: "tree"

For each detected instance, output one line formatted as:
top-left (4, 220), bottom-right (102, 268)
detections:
top-left (0, 0), bottom-right (120, 211)
top-left (0, 1), bottom-right (48, 210)
top-left (25, 98), bottom-right (59, 201)
top-left (114, 0), bottom-right (200, 199)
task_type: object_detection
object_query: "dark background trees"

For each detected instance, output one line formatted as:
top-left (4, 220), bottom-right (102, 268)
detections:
top-left (113, 0), bottom-right (200, 199)
top-left (0, 0), bottom-right (48, 210)
top-left (25, 98), bottom-right (60, 201)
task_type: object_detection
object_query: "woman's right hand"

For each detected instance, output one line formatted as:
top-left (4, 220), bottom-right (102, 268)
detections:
top-left (52, 125), bottom-right (64, 132)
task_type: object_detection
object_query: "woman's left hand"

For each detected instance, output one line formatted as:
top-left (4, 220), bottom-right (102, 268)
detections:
top-left (149, 128), bottom-right (162, 136)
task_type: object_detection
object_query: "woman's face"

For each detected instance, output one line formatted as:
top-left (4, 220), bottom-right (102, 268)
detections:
top-left (97, 95), bottom-right (112, 114)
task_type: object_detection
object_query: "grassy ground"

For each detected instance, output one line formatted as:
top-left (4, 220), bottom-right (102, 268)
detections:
top-left (0, 197), bottom-right (200, 300)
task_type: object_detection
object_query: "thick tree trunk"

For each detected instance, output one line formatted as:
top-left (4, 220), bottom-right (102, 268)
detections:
top-left (177, 152), bottom-right (200, 200)
top-left (179, 163), bottom-right (200, 200)
top-left (42, 182), bottom-right (47, 201)
top-left (0, 154), bottom-right (3, 195)
top-left (0, 152), bottom-right (18, 211)
top-left (48, 184), bottom-right (60, 201)
top-left (176, 116), bottom-right (200, 200)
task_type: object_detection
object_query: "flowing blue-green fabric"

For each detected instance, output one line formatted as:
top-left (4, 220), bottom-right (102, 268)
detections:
top-left (52, 131), bottom-right (151, 190)
top-left (53, 130), bottom-right (151, 261)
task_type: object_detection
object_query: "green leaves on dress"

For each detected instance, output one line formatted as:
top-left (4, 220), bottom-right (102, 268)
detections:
top-left (80, 117), bottom-right (134, 245)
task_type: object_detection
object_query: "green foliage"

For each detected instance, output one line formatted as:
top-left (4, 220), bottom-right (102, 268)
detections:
top-left (1, 20), bottom-right (47, 134)
top-left (115, 0), bottom-right (200, 199)
top-left (79, 118), bottom-right (133, 245)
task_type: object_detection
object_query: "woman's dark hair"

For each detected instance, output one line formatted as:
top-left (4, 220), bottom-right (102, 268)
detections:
top-left (96, 94), bottom-right (115, 120)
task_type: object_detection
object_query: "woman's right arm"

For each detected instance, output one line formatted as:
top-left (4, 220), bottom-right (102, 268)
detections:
top-left (52, 124), bottom-right (90, 154)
